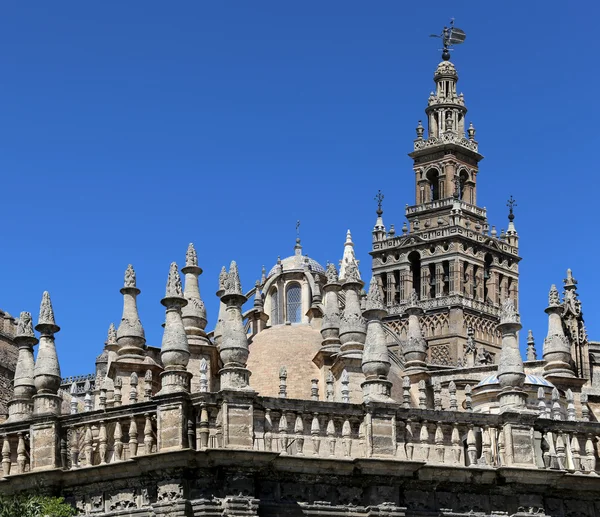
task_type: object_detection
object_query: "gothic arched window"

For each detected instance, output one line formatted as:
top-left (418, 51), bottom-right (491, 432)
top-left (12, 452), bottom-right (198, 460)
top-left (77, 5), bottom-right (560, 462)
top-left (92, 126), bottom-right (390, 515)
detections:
top-left (270, 288), bottom-right (280, 325)
top-left (458, 170), bottom-right (469, 201)
top-left (286, 283), bottom-right (302, 324)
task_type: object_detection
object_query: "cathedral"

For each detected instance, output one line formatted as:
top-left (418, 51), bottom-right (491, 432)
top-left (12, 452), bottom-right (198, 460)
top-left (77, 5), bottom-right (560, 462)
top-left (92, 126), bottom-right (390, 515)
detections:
top-left (0, 30), bottom-right (599, 517)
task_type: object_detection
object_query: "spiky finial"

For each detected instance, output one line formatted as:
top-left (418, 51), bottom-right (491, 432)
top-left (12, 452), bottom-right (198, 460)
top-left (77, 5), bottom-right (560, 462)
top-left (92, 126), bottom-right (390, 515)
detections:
top-left (107, 323), bottom-right (117, 345)
top-left (326, 262), bottom-right (339, 284)
top-left (365, 276), bottom-right (385, 312)
top-left (70, 382), bottom-right (77, 395)
top-left (185, 243), bottom-right (198, 267)
top-left (500, 298), bottom-right (519, 324)
top-left (36, 291), bottom-right (59, 332)
top-left (564, 268), bottom-right (577, 288)
top-left (218, 266), bottom-right (228, 292)
top-left (344, 261), bottom-right (360, 283)
top-left (16, 311), bottom-right (35, 338)
top-left (224, 261), bottom-right (242, 296)
top-left (165, 262), bottom-right (184, 298)
top-left (124, 264), bottom-right (136, 288)
top-left (260, 265), bottom-right (266, 286)
top-left (548, 284), bottom-right (560, 307)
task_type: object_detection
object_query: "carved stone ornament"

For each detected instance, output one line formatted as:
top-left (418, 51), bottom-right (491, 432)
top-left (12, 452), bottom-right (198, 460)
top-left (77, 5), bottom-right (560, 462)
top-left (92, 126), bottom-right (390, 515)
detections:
top-left (109, 489), bottom-right (137, 511)
top-left (38, 291), bottom-right (57, 327)
top-left (107, 323), bottom-right (117, 345)
top-left (500, 298), bottom-right (519, 324)
top-left (218, 266), bottom-right (227, 291)
top-left (365, 276), bottom-right (385, 312)
top-left (548, 284), bottom-right (560, 307)
top-left (344, 261), bottom-right (360, 283)
top-left (407, 289), bottom-right (420, 308)
top-left (124, 264), bottom-right (136, 288)
top-left (16, 311), bottom-right (35, 338)
top-left (165, 262), bottom-right (183, 298)
top-left (326, 262), bottom-right (339, 284)
top-left (186, 242), bottom-right (198, 267)
top-left (224, 261), bottom-right (243, 296)
top-left (157, 480), bottom-right (183, 502)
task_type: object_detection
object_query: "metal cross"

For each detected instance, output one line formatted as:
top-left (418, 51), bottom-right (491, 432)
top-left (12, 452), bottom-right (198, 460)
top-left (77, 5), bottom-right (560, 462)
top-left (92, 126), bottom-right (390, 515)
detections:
top-left (507, 195), bottom-right (517, 221)
top-left (375, 190), bottom-right (384, 216)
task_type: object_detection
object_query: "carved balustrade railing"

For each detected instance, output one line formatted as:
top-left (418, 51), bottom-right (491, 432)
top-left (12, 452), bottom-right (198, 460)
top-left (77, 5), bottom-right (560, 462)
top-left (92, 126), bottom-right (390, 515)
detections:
top-left (61, 401), bottom-right (157, 469)
top-left (1, 389), bottom-right (599, 479)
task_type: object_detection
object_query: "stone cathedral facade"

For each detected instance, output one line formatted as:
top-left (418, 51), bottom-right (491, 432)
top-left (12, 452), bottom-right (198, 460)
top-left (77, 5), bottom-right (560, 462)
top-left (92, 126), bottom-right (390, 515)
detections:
top-left (1, 50), bottom-right (600, 517)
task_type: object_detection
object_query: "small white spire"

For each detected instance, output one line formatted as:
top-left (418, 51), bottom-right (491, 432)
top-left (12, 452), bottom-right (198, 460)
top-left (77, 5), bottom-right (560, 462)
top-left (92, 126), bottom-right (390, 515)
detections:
top-left (339, 229), bottom-right (361, 282)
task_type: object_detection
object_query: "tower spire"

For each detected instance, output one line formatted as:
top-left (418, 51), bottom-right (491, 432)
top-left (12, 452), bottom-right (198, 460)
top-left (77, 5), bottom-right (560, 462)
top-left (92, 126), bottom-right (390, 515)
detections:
top-left (372, 190), bottom-right (386, 242)
top-left (8, 311), bottom-right (38, 421)
top-left (339, 230), bottom-right (360, 282)
top-left (116, 264), bottom-right (146, 359)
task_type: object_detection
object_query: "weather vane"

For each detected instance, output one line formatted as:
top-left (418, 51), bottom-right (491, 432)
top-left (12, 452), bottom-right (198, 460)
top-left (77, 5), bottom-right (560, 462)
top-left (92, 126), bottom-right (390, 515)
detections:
top-left (375, 190), bottom-right (384, 216)
top-left (296, 220), bottom-right (301, 239)
top-left (430, 18), bottom-right (466, 61)
top-left (507, 196), bottom-right (517, 222)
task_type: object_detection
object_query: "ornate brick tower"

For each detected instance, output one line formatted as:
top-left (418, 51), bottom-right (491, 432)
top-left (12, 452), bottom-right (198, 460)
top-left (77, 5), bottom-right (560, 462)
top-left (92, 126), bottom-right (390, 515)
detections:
top-left (371, 52), bottom-right (520, 368)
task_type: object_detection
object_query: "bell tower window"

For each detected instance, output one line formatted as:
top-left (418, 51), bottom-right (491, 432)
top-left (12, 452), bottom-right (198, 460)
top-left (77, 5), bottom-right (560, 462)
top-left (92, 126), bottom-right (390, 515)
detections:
top-left (286, 283), bottom-right (302, 324)
top-left (408, 251), bottom-right (421, 299)
top-left (458, 170), bottom-right (469, 201)
top-left (426, 169), bottom-right (441, 201)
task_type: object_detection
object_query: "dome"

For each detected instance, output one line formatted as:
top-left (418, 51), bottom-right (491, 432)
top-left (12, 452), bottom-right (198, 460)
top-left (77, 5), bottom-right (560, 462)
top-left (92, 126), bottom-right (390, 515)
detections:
top-left (246, 324), bottom-right (322, 399)
top-left (267, 254), bottom-right (325, 278)
top-left (476, 374), bottom-right (554, 389)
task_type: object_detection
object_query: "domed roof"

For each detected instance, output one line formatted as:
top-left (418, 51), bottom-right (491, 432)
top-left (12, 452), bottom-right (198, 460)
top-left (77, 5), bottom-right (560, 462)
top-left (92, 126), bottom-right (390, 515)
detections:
top-left (476, 374), bottom-right (554, 389)
top-left (246, 324), bottom-right (322, 399)
top-left (434, 60), bottom-right (458, 80)
top-left (267, 241), bottom-right (325, 278)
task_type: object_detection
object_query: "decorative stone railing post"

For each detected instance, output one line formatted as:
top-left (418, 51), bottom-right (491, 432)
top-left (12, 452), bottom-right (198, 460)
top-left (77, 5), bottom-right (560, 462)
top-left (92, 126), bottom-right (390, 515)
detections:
top-left (537, 387), bottom-right (547, 417)
top-left (341, 370), bottom-right (350, 403)
top-left (311, 414), bottom-right (321, 456)
top-left (402, 377), bottom-right (411, 409)
top-left (84, 379), bottom-right (92, 411)
top-left (311, 379), bottom-right (319, 401)
top-left (566, 389), bottom-right (576, 421)
top-left (580, 393), bottom-right (590, 421)
top-left (551, 388), bottom-right (562, 420)
top-left (464, 385), bottom-right (472, 411)
top-left (326, 371), bottom-right (334, 401)
top-left (448, 381), bottom-right (457, 411)
top-left (279, 366), bottom-right (287, 398)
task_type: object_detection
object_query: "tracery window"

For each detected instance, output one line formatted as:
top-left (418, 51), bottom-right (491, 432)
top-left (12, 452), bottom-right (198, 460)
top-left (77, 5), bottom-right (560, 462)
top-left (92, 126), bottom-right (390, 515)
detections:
top-left (270, 289), bottom-right (280, 325)
top-left (286, 283), bottom-right (302, 324)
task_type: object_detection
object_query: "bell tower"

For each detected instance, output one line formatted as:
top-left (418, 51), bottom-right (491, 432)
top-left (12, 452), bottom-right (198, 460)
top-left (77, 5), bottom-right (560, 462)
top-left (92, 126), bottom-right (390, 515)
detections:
top-left (371, 24), bottom-right (521, 368)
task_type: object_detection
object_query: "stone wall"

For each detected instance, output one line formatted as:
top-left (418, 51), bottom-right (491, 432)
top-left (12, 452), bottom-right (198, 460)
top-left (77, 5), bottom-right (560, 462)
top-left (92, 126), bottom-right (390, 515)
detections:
top-left (0, 311), bottom-right (18, 419)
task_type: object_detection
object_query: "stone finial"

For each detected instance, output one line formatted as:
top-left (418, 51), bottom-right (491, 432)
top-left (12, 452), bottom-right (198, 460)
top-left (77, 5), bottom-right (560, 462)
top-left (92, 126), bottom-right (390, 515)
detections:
top-left (106, 323), bottom-right (117, 346)
top-left (526, 330), bottom-right (537, 361)
top-left (186, 243), bottom-right (198, 267)
top-left (496, 299), bottom-right (526, 410)
top-left (365, 277), bottom-right (385, 312)
top-left (37, 291), bottom-right (59, 333)
top-left (8, 311), bottom-right (38, 421)
top-left (403, 290), bottom-right (427, 374)
top-left (260, 265), bottom-right (267, 286)
top-left (117, 264), bottom-right (145, 355)
top-left (361, 276), bottom-right (391, 402)
top-left (564, 268), bottom-right (577, 288)
top-left (33, 292), bottom-right (62, 408)
top-left (224, 261), bottom-right (243, 296)
top-left (339, 253), bottom-right (366, 359)
top-left (158, 262), bottom-right (191, 395)
top-left (548, 284), bottom-right (560, 307)
top-left (219, 261), bottom-right (251, 390)
top-left (124, 264), bottom-right (136, 288)
top-left (218, 266), bottom-right (228, 292)
top-left (326, 262), bottom-right (339, 284)
top-left (500, 298), bottom-right (519, 324)
top-left (165, 262), bottom-right (184, 299)
top-left (16, 312), bottom-right (35, 338)
top-left (339, 229), bottom-right (361, 282)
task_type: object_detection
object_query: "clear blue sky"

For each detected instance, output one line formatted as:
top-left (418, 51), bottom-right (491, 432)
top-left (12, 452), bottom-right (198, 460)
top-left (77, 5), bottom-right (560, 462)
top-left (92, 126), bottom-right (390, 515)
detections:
top-left (1, 3), bottom-right (598, 377)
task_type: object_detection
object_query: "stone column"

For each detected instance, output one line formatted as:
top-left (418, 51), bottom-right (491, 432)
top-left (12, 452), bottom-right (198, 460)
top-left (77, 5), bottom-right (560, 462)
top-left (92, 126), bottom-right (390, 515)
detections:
top-left (219, 262), bottom-right (252, 390)
top-left (116, 264), bottom-right (146, 359)
top-left (543, 285), bottom-right (575, 379)
top-left (7, 312), bottom-right (37, 422)
top-left (339, 263), bottom-right (366, 359)
top-left (497, 299), bottom-right (527, 411)
top-left (403, 290), bottom-right (428, 375)
top-left (158, 263), bottom-right (192, 395)
top-left (33, 292), bottom-right (62, 416)
top-left (320, 263), bottom-right (342, 354)
top-left (361, 277), bottom-right (392, 402)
